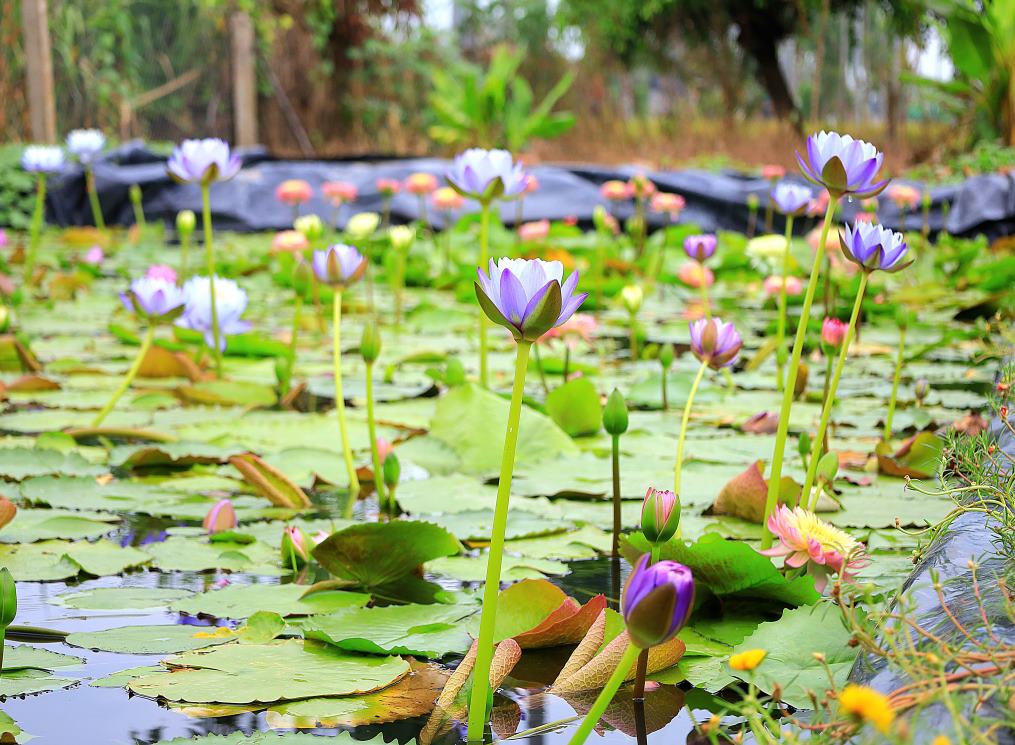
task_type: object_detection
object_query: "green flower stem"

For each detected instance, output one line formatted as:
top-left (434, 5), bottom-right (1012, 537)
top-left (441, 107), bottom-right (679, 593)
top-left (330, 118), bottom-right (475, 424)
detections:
top-left (364, 359), bottom-right (388, 510)
top-left (289, 292), bottom-right (304, 361)
top-left (594, 240), bottom-right (606, 308)
top-left (394, 248), bottom-right (406, 326)
top-left (698, 273), bottom-right (711, 319)
top-left (775, 215), bottom-right (794, 387)
top-left (419, 195), bottom-right (430, 233)
top-left (200, 183), bottom-right (222, 377)
top-left (611, 433), bottom-right (621, 558)
top-left (628, 312), bottom-right (638, 360)
top-left (653, 220), bottom-right (669, 280)
top-left (883, 326), bottom-right (906, 443)
top-left (179, 233), bottom-right (191, 282)
top-left (332, 290), bottom-right (361, 503)
top-left (802, 272), bottom-right (869, 511)
top-left (674, 360), bottom-right (708, 494)
top-left (86, 168), bottom-right (105, 230)
top-left (567, 642), bottom-right (642, 745)
top-left (661, 368), bottom-right (669, 411)
top-left (132, 192), bottom-right (146, 233)
top-left (760, 197), bottom-right (836, 549)
top-left (92, 325), bottom-right (155, 427)
top-left (563, 346), bottom-right (571, 382)
top-left (466, 339), bottom-right (532, 741)
top-left (478, 203), bottom-right (491, 387)
top-left (24, 173), bottom-right (46, 284)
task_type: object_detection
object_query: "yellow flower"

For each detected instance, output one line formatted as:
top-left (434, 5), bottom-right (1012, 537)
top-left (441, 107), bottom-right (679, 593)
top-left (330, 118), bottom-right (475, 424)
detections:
top-left (838, 684), bottom-right (895, 733)
top-left (931, 737), bottom-right (950, 745)
top-left (729, 648), bottom-right (767, 671)
top-left (745, 234), bottom-right (788, 261)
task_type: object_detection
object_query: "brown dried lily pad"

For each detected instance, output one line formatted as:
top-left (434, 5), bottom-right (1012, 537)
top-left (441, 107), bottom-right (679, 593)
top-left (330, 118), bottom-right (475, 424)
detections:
top-left (709, 460), bottom-right (798, 523)
top-left (876, 432), bottom-right (943, 479)
top-left (514, 594), bottom-right (607, 649)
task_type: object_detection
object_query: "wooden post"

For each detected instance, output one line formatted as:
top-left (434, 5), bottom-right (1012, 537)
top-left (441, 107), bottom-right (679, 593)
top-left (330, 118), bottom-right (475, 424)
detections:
top-left (230, 11), bottom-right (258, 147)
top-left (21, 0), bottom-right (57, 143)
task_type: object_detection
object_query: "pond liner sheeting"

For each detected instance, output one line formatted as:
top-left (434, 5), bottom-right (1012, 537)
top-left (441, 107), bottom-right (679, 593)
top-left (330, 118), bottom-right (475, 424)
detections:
top-left (847, 364), bottom-right (1015, 743)
top-left (39, 141), bottom-right (1015, 240)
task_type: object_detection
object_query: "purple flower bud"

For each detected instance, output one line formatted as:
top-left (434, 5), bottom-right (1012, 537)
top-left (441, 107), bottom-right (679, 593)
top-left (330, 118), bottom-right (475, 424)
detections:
top-left (914, 378), bottom-right (929, 402)
top-left (796, 131), bottom-right (888, 199)
top-left (177, 275), bottom-right (251, 351)
top-left (167, 139), bottom-right (242, 185)
top-left (683, 234), bottom-right (717, 263)
top-left (771, 181), bottom-right (812, 216)
top-left (311, 244), bottom-right (367, 288)
top-left (281, 526), bottom-right (311, 568)
top-left (641, 487), bottom-right (680, 544)
top-left (119, 277), bottom-right (186, 323)
top-left (839, 222), bottom-right (912, 273)
top-left (203, 498), bottom-right (236, 534)
top-left (21, 145), bottom-right (64, 174)
top-left (66, 129), bottom-right (106, 165)
top-left (475, 258), bottom-right (588, 342)
top-left (689, 317), bottom-right (743, 370)
top-left (446, 149), bottom-right (529, 203)
top-left (622, 554), bottom-right (694, 649)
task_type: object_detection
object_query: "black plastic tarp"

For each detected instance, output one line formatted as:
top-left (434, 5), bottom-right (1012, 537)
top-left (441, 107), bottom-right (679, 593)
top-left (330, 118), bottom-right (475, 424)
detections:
top-left (42, 141), bottom-right (1015, 239)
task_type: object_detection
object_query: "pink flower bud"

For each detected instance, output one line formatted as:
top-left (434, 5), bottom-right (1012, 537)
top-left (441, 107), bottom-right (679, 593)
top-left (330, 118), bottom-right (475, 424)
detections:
top-left (281, 525), bottom-right (310, 568)
top-left (600, 180), bottom-right (632, 201)
top-left (146, 264), bottom-right (178, 283)
top-left (272, 230), bottom-right (310, 254)
top-left (376, 437), bottom-right (394, 465)
top-left (404, 172), bottom-right (439, 195)
top-left (376, 178), bottom-right (401, 197)
top-left (83, 246), bottom-right (104, 265)
top-left (678, 261), bottom-right (714, 289)
top-left (821, 317), bottom-right (848, 348)
top-left (763, 275), bottom-right (803, 296)
top-left (203, 498), bottom-right (236, 534)
top-left (275, 179), bottom-right (313, 205)
top-left (518, 219), bottom-right (550, 242)
top-left (432, 187), bottom-right (464, 211)
top-left (641, 487), bottom-right (680, 544)
top-left (322, 181), bottom-right (357, 205)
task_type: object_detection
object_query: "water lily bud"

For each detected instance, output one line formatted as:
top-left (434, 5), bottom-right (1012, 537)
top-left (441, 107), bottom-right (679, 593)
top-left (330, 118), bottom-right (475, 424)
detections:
top-left (0, 567), bottom-right (15, 628)
top-left (747, 193), bottom-right (759, 210)
top-left (360, 320), bottom-right (382, 364)
top-left (641, 487), bottom-right (680, 544)
top-left (659, 343), bottom-right (675, 370)
top-left (798, 432), bottom-right (812, 462)
top-left (895, 306), bottom-right (913, 330)
top-left (603, 388), bottom-right (629, 436)
top-left (821, 318), bottom-right (848, 350)
top-left (383, 452), bottom-right (401, 489)
top-left (914, 378), bottom-right (929, 404)
top-left (620, 285), bottom-right (643, 315)
top-left (794, 362), bottom-right (809, 400)
top-left (0, 496), bottom-right (16, 529)
top-left (275, 355), bottom-right (293, 390)
top-left (622, 555), bottom-right (694, 649)
top-left (389, 225), bottom-right (414, 251)
top-left (294, 214), bottom-right (325, 241)
top-left (129, 183), bottom-right (143, 205)
top-left (280, 526), bottom-right (311, 569)
top-left (346, 212), bottom-right (380, 239)
top-left (292, 259), bottom-right (313, 296)
top-left (445, 358), bottom-right (466, 387)
top-left (203, 498), bottom-right (237, 534)
top-left (816, 450), bottom-right (838, 485)
top-left (689, 318), bottom-right (743, 370)
top-left (592, 205), bottom-right (610, 233)
top-left (625, 214), bottom-right (645, 238)
top-left (176, 209), bottom-right (196, 237)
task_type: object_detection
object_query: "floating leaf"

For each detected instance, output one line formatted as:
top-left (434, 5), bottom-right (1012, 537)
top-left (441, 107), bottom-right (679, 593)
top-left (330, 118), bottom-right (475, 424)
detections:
top-left (0, 668), bottom-right (77, 697)
top-left (303, 603), bottom-right (474, 658)
top-left (2, 644), bottom-right (84, 671)
top-left (545, 377), bottom-right (602, 436)
top-left (709, 460), bottom-right (798, 522)
top-left (171, 583), bottom-right (369, 619)
top-left (229, 453), bottom-right (310, 509)
top-left (65, 625), bottom-right (234, 654)
top-left (876, 431), bottom-right (943, 479)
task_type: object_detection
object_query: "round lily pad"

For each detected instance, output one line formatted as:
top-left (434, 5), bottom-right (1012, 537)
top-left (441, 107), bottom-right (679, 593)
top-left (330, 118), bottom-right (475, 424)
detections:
top-left (54, 587), bottom-right (194, 610)
top-left (64, 624), bottom-right (234, 654)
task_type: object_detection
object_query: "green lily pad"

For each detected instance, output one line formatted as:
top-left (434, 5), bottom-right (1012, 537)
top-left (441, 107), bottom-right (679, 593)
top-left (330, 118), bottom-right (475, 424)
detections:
top-left (0, 668), bottom-right (77, 697)
top-left (0, 539), bottom-right (151, 581)
top-left (91, 664), bottom-right (166, 688)
top-left (171, 583), bottom-right (370, 619)
top-left (0, 447), bottom-right (105, 481)
top-left (129, 639), bottom-right (410, 704)
top-left (0, 508), bottom-right (119, 543)
top-left (2, 644), bottom-right (84, 671)
top-left (303, 603), bottom-right (475, 658)
top-left (54, 586), bottom-right (195, 610)
top-left (65, 625), bottom-right (235, 654)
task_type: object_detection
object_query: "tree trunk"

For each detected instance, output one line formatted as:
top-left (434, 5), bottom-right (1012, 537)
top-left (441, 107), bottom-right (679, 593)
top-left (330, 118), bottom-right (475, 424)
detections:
top-left (810, 0), bottom-right (830, 124)
top-left (736, 18), bottom-right (803, 136)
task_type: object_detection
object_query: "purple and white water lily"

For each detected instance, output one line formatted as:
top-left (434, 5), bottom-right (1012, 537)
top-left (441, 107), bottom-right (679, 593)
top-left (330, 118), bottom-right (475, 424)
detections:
top-left (120, 277), bottom-right (186, 323)
top-left (475, 258), bottom-right (587, 342)
top-left (796, 131), bottom-right (888, 199)
top-left (177, 275), bottom-right (251, 350)
top-left (689, 317), bottom-right (743, 370)
top-left (167, 139), bottom-right (242, 185)
top-left (771, 181), bottom-right (813, 216)
top-left (446, 149), bottom-right (529, 203)
top-left (21, 146), bottom-right (65, 174)
top-left (66, 129), bottom-right (106, 165)
top-left (311, 244), bottom-right (367, 288)
top-left (840, 222), bottom-right (912, 273)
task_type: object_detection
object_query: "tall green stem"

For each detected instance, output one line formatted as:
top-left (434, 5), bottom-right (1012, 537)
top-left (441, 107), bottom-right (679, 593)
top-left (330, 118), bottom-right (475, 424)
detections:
top-left (289, 293), bottom-right (304, 362)
top-left (567, 643), bottom-right (642, 745)
top-left (674, 360), bottom-right (708, 494)
top-left (200, 183), bottom-right (222, 376)
top-left (86, 168), bottom-right (105, 230)
top-left (365, 360), bottom-right (388, 510)
top-left (180, 234), bottom-right (191, 282)
top-left (883, 326), bottom-right (906, 443)
top-left (466, 340), bottom-right (532, 741)
top-left (802, 272), bottom-right (869, 511)
top-left (24, 174), bottom-right (46, 284)
top-left (775, 215), bottom-right (794, 387)
top-left (92, 325), bottom-right (155, 427)
top-left (611, 434), bottom-right (621, 558)
top-left (760, 197), bottom-right (836, 548)
top-left (332, 290), bottom-right (361, 502)
top-left (478, 203), bottom-right (491, 387)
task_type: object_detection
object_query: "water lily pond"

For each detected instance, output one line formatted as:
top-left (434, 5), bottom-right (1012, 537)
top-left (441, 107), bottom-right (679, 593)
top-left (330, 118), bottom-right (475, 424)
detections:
top-left (0, 155), bottom-right (1009, 745)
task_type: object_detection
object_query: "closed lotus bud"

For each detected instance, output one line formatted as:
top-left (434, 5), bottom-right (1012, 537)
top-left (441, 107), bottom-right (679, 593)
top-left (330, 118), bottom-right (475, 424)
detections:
top-left (360, 321), bottom-right (382, 364)
top-left (641, 487), bottom-right (680, 544)
top-left (689, 318), bottom-right (743, 370)
top-left (798, 432), bottom-right (812, 462)
top-left (625, 214), bottom-right (645, 238)
top-left (388, 225), bottom-right (414, 251)
top-left (622, 555), bottom-right (694, 649)
top-left (445, 358), bottom-right (466, 387)
top-left (203, 498), bottom-right (237, 534)
top-left (0, 568), bottom-right (15, 628)
top-left (383, 452), bottom-right (401, 489)
top-left (129, 184), bottom-right (143, 205)
top-left (620, 285), bottom-right (643, 315)
top-left (659, 343), bottom-right (675, 370)
top-left (816, 450), bottom-right (838, 485)
top-left (592, 205), bottom-right (610, 234)
top-left (894, 306), bottom-right (913, 330)
top-left (746, 193), bottom-right (760, 210)
top-left (294, 214), bottom-right (325, 241)
top-left (603, 388), bottom-right (629, 436)
top-left (914, 378), bottom-right (929, 403)
top-left (821, 317), bottom-right (848, 350)
top-left (292, 259), bottom-right (313, 296)
top-left (794, 362), bottom-right (809, 400)
top-left (0, 496), bottom-right (15, 529)
top-left (280, 526), bottom-right (311, 569)
top-left (346, 212), bottom-right (380, 239)
top-left (176, 209), bottom-right (196, 236)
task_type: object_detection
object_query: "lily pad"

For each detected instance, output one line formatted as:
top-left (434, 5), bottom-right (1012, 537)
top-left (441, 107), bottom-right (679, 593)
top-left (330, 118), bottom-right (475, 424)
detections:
top-left (65, 625), bottom-right (235, 654)
top-left (303, 603), bottom-right (475, 658)
top-left (54, 586), bottom-right (195, 610)
top-left (171, 583), bottom-right (369, 619)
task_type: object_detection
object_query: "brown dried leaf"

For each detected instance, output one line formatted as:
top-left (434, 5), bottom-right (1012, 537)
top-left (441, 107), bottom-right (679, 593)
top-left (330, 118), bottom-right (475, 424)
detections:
top-left (229, 452), bottom-right (311, 509)
top-left (514, 594), bottom-right (607, 649)
top-left (6, 374), bottom-right (60, 392)
top-left (562, 683), bottom-right (685, 737)
top-left (709, 460), bottom-right (797, 522)
top-left (550, 630), bottom-right (685, 693)
top-left (0, 496), bottom-right (17, 529)
top-left (553, 609), bottom-right (608, 687)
